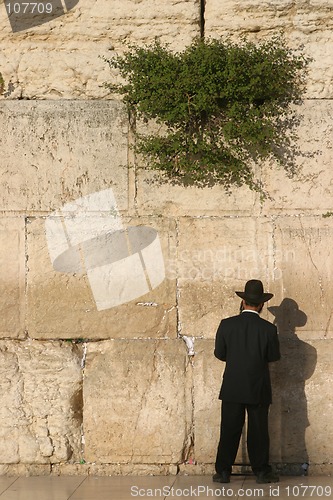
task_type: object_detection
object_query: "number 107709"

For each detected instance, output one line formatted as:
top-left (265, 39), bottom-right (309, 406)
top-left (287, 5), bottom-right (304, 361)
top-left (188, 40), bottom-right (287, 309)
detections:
top-left (6, 3), bottom-right (53, 15)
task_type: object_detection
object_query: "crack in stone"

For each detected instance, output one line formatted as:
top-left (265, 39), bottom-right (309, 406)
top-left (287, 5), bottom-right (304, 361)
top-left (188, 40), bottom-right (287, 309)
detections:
top-left (180, 355), bottom-right (195, 464)
top-left (175, 218), bottom-right (182, 339)
top-left (200, 0), bottom-right (205, 38)
top-left (299, 218), bottom-right (324, 303)
top-left (130, 340), bottom-right (160, 462)
top-left (271, 216), bottom-right (281, 282)
top-left (324, 309), bottom-right (333, 339)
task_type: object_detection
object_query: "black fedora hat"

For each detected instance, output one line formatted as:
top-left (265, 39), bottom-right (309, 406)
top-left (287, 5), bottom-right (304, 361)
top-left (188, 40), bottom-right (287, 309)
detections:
top-left (236, 279), bottom-right (273, 304)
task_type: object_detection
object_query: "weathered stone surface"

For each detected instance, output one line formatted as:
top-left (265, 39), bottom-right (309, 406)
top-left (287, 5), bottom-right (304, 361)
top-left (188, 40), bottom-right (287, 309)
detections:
top-left (178, 463), bottom-right (215, 475)
top-left (1, 0), bottom-right (332, 99)
top-left (177, 217), bottom-right (275, 338)
top-left (0, 217), bottom-right (25, 339)
top-left (27, 217), bottom-right (176, 339)
top-left (0, 340), bottom-right (82, 464)
top-left (52, 463), bottom-right (178, 476)
top-left (0, 0), bottom-right (200, 99)
top-left (0, 464), bottom-right (51, 476)
top-left (261, 101), bottom-right (333, 214)
top-left (192, 340), bottom-right (221, 464)
top-left (205, 0), bottom-right (333, 98)
top-left (269, 336), bottom-right (315, 464)
top-left (83, 339), bottom-right (192, 464)
top-left (271, 217), bottom-right (333, 340)
top-left (0, 101), bottom-right (128, 213)
top-left (270, 339), bottom-right (332, 466)
top-left (136, 171), bottom-right (257, 216)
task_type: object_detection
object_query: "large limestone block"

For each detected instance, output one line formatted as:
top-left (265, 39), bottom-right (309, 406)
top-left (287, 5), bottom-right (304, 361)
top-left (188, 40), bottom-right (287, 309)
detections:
top-left (136, 170), bottom-right (257, 216)
top-left (177, 217), bottom-right (276, 338)
top-left (0, 0), bottom-right (200, 99)
top-left (0, 464), bottom-right (51, 476)
top-left (205, 0), bottom-right (333, 98)
top-left (261, 100), bottom-right (333, 214)
top-left (0, 42), bottom-right (112, 100)
top-left (0, 217), bottom-right (25, 339)
top-left (52, 462), bottom-right (178, 475)
top-left (270, 339), bottom-right (332, 466)
top-left (269, 216), bottom-right (333, 340)
top-left (304, 340), bottom-right (333, 465)
top-left (192, 340), bottom-right (222, 464)
top-left (0, 101), bottom-right (128, 213)
top-left (0, 340), bottom-right (82, 464)
top-left (27, 217), bottom-right (177, 339)
top-left (83, 339), bottom-right (192, 463)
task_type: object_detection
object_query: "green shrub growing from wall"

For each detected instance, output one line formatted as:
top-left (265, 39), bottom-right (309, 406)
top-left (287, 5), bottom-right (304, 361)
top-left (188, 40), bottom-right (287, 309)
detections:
top-left (105, 37), bottom-right (308, 193)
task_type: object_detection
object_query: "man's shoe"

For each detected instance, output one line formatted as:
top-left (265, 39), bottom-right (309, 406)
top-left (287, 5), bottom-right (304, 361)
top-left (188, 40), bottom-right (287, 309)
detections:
top-left (256, 471), bottom-right (279, 484)
top-left (213, 472), bottom-right (230, 483)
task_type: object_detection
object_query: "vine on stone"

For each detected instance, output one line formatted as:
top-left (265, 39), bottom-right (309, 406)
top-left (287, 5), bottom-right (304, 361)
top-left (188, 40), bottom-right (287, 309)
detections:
top-left (105, 37), bottom-right (308, 193)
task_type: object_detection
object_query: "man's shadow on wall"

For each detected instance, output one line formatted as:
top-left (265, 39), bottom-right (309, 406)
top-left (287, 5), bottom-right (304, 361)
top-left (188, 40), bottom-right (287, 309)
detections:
top-left (268, 298), bottom-right (317, 475)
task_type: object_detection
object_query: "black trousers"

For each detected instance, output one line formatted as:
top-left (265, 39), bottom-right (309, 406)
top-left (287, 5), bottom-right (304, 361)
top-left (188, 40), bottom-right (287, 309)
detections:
top-left (215, 401), bottom-right (271, 475)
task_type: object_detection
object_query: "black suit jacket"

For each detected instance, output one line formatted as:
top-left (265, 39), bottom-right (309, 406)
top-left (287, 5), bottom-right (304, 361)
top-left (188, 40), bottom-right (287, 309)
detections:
top-left (214, 311), bottom-right (280, 405)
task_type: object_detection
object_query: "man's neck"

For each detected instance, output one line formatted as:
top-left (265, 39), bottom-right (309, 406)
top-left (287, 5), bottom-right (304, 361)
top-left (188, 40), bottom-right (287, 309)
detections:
top-left (242, 302), bottom-right (263, 314)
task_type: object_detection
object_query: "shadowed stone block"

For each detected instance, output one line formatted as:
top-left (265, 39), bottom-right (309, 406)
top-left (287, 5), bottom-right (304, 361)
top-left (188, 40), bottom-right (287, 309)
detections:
top-left (0, 218), bottom-right (25, 339)
top-left (0, 341), bottom-right (82, 464)
top-left (270, 339), bottom-right (332, 467)
top-left (83, 339), bottom-right (191, 464)
top-left (304, 340), bottom-right (333, 465)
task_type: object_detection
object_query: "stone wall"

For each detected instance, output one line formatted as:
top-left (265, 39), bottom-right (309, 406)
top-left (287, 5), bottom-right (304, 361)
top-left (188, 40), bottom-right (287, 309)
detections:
top-left (0, 0), bottom-right (201, 99)
top-left (1, 0), bottom-right (332, 99)
top-left (0, 0), bottom-right (332, 476)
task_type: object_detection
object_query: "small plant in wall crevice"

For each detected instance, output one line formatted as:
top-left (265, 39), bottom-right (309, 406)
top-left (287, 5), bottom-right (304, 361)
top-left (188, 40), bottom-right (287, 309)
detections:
top-left (105, 36), bottom-right (309, 195)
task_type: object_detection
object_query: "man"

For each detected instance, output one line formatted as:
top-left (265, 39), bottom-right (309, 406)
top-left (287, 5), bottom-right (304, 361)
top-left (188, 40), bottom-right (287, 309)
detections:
top-left (213, 279), bottom-right (280, 484)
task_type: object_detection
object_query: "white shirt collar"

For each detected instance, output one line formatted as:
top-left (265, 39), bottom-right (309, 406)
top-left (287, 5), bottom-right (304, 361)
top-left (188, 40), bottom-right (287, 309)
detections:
top-left (242, 309), bottom-right (259, 315)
